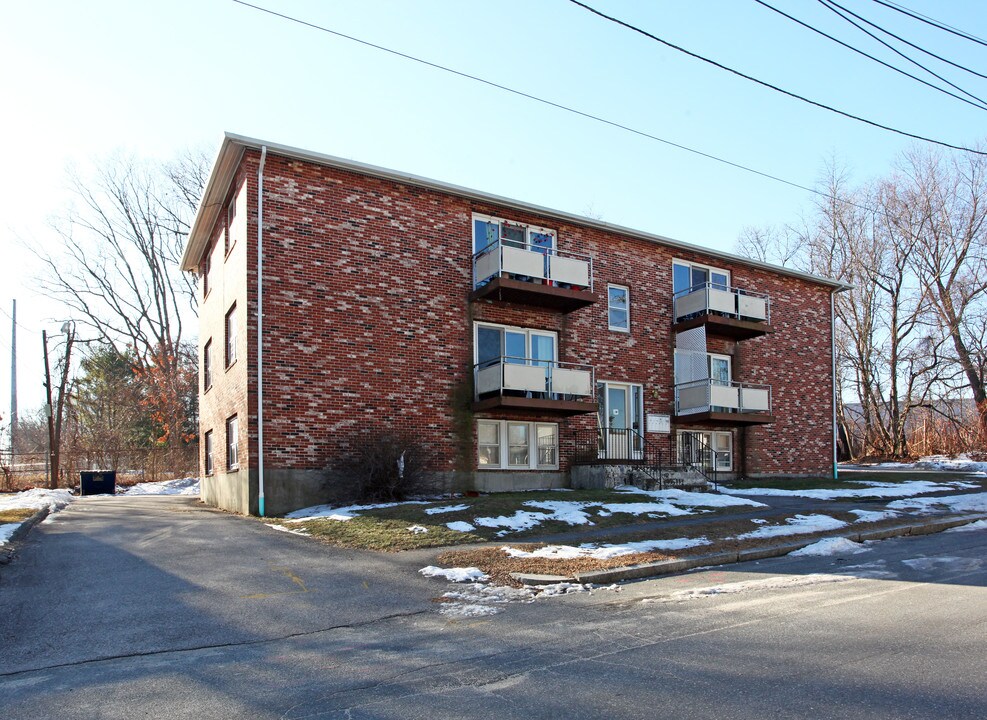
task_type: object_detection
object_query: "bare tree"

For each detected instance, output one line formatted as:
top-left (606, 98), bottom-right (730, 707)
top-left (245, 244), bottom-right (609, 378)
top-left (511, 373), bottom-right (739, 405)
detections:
top-left (34, 151), bottom-right (207, 370)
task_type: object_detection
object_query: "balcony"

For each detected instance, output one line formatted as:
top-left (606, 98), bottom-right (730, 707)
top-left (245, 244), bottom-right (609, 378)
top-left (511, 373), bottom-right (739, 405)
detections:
top-left (473, 357), bottom-right (597, 415)
top-left (674, 379), bottom-right (774, 425)
top-left (672, 282), bottom-right (772, 340)
top-left (470, 240), bottom-right (596, 312)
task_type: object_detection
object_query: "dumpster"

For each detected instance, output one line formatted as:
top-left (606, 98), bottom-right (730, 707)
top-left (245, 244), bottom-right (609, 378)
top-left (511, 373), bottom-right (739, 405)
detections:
top-left (80, 471), bottom-right (116, 496)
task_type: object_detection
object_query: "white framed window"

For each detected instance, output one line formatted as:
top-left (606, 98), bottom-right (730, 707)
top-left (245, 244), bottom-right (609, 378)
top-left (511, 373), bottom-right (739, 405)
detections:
top-left (226, 415), bottom-right (239, 470)
top-left (474, 322), bottom-right (557, 367)
top-left (677, 430), bottom-right (732, 471)
top-left (674, 350), bottom-right (732, 385)
top-left (672, 260), bottom-right (730, 294)
top-left (225, 304), bottom-right (237, 367)
top-left (204, 430), bottom-right (214, 475)
top-left (608, 284), bottom-right (630, 332)
top-left (472, 213), bottom-right (555, 255)
top-left (203, 339), bottom-right (213, 390)
top-left (202, 250), bottom-right (211, 298)
top-left (225, 195), bottom-right (237, 256)
top-left (477, 420), bottom-right (559, 470)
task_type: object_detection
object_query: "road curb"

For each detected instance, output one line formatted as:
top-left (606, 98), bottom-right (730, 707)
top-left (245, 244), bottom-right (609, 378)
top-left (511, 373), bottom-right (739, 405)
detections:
top-left (0, 507), bottom-right (51, 565)
top-left (512, 513), bottom-right (987, 586)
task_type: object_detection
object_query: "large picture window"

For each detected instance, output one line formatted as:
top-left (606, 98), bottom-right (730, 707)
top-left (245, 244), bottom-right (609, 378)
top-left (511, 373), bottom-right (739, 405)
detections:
top-left (477, 420), bottom-right (558, 470)
top-left (672, 260), bottom-right (730, 295)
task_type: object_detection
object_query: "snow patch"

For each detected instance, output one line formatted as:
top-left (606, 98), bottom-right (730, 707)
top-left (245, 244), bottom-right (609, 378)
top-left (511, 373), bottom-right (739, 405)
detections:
top-left (735, 514), bottom-right (847, 539)
top-left (266, 523), bottom-right (310, 537)
top-left (850, 509), bottom-right (899, 523)
top-left (122, 477), bottom-right (200, 496)
top-left (407, 525), bottom-right (428, 534)
top-left (446, 521), bottom-right (476, 533)
top-left (720, 480), bottom-right (972, 500)
top-left (790, 537), bottom-right (870, 557)
top-left (285, 500), bottom-right (430, 521)
top-left (0, 523), bottom-right (19, 546)
top-left (652, 573), bottom-right (857, 602)
top-left (946, 519), bottom-right (987, 533)
top-left (888, 492), bottom-right (987, 514)
top-left (0, 488), bottom-right (74, 513)
top-left (420, 566), bottom-right (489, 583)
top-left (501, 536), bottom-right (711, 561)
top-left (424, 504), bottom-right (470, 515)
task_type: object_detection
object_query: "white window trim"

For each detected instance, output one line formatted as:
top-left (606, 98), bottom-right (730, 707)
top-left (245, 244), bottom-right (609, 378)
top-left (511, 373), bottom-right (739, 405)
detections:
top-left (476, 420), bottom-right (559, 470)
top-left (226, 416), bottom-right (239, 470)
top-left (674, 350), bottom-right (733, 385)
top-left (203, 339), bottom-right (213, 391)
top-left (672, 259), bottom-right (731, 292)
top-left (607, 284), bottom-right (630, 333)
top-left (204, 430), bottom-right (214, 476)
top-left (473, 321), bottom-right (558, 365)
top-left (472, 212), bottom-right (556, 254)
top-left (225, 304), bottom-right (237, 368)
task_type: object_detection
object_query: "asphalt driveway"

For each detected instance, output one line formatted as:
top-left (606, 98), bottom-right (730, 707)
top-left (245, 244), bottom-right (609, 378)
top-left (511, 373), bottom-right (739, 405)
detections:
top-left (0, 495), bottom-right (442, 676)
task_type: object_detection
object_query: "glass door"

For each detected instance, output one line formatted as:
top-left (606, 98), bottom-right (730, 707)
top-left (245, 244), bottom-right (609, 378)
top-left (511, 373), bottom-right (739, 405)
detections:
top-left (597, 382), bottom-right (643, 460)
top-left (530, 333), bottom-right (555, 396)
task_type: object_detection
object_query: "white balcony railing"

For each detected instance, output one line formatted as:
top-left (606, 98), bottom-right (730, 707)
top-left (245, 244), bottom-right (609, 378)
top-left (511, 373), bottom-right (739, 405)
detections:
top-left (473, 239), bottom-right (593, 291)
top-left (474, 357), bottom-right (595, 401)
top-left (674, 379), bottom-right (772, 416)
top-left (673, 282), bottom-right (770, 323)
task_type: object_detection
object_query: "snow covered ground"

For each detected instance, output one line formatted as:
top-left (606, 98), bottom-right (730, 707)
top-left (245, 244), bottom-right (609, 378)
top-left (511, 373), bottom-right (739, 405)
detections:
top-left (0, 488), bottom-right (75, 546)
top-left (888, 491), bottom-right (987, 514)
top-left (720, 479), bottom-right (976, 500)
top-left (122, 477), bottom-right (200, 496)
top-left (859, 454), bottom-right (987, 474)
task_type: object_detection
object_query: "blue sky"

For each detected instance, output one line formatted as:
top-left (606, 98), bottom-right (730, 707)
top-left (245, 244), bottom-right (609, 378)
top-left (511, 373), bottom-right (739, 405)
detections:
top-left (1, 0), bottom-right (985, 412)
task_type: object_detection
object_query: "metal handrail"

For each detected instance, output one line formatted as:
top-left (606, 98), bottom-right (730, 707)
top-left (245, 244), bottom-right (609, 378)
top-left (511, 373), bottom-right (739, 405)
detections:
top-left (473, 356), bottom-right (595, 401)
top-left (674, 378), bottom-right (772, 415)
top-left (672, 281), bottom-right (771, 323)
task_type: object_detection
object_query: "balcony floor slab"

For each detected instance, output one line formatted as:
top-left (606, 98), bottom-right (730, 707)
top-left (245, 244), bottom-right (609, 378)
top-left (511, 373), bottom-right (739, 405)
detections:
top-left (470, 276), bottom-right (597, 312)
top-left (674, 411), bottom-right (775, 426)
top-left (472, 396), bottom-right (599, 416)
top-left (672, 313), bottom-right (772, 340)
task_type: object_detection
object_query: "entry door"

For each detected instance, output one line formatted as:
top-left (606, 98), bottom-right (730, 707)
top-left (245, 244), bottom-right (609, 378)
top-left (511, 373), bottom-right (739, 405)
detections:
top-left (600, 383), bottom-right (642, 460)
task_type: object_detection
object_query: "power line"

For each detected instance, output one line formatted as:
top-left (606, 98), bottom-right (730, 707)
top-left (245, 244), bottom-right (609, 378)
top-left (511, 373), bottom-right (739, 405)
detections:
top-left (568, 0), bottom-right (987, 156)
top-left (230, 0), bottom-right (881, 212)
top-left (753, 0), bottom-right (987, 111)
top-left (828, 0), bottom-right (987, 81)
top-left (870, 0), bottom-right (987, 48)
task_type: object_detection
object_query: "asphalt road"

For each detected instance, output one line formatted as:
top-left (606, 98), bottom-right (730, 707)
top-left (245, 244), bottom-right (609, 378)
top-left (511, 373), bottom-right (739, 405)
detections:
top-left (1, 495), bottom-right (985, 719)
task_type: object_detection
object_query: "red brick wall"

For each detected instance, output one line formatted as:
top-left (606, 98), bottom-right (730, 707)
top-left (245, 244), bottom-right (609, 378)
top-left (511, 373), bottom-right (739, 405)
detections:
top-left (205, 149), bottom-right (836, 484)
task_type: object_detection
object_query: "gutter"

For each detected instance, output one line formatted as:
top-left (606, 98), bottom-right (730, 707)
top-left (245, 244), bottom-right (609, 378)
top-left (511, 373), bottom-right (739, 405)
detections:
top-left (257, 146), bottom-right (267, 517)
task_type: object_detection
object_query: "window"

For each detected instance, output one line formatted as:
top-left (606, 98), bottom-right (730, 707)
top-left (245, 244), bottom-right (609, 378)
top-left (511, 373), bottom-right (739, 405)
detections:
top-left (678, 430), bottom-right (732, 471)
top-left (474, 322), bottom-right (557, 367)
top-left (203, 339), bottom-right (213, 390)
top-left (674, 350), bottom-right (732, 385)
top-left (226, 416), bottom-right (239, 470)
top-left (477, 420), bottom-right (558, 470)
top-left (608, 284), bottom-right (630, 332)
top-left (472, 214), bottom-right (555, 255)
top-left (202, 250), bottom-right (211, 298)
top-left (672, 260), bottom-right (730, 295)
top-left (204, 430), bottom-right (214, 475)
top-left (225, 304), bottom-right (237, 367)
top-left (224, 194), bottom-right (237, 255)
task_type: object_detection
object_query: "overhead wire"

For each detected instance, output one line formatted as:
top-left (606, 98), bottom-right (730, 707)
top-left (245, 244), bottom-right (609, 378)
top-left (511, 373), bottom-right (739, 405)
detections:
top-left (817, 0), bottom-right (987, 108)
top-left (826, 0), bottom-right (987, 81)
top-left (870, 0), bottom-right (987, 48)
top-left (567, 0), bottom-right (986, 156)
top-left (230, 0), bottom-right (882, 212)
top-left (752, 0), bottom-right (987, 111)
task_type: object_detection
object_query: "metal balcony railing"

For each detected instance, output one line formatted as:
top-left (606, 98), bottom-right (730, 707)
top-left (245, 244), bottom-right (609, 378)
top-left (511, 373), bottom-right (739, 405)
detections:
top-left (674, 379), bottom-right (772, 416)
top-left (474, 356), bottom-right (595, 401)
top-left (472, 239), bottom-right (594, 291)
top-left (673, 282), bottom-right (771, 323)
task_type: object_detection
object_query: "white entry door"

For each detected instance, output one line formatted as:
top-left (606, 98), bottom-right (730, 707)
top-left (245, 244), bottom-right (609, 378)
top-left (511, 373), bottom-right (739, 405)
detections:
top-left (597, 382), bottom-right (643, 460)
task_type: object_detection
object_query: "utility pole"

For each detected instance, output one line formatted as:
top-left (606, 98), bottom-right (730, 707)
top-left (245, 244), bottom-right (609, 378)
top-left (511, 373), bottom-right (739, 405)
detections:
top-left (8, 299), bottom-right (15, 468)
top-left (43, 329), bottom-right (53, 488)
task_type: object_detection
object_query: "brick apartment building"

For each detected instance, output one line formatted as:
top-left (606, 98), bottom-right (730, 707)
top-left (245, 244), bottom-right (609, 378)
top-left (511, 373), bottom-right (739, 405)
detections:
top-left (180, 133), bottom-right (849, 516)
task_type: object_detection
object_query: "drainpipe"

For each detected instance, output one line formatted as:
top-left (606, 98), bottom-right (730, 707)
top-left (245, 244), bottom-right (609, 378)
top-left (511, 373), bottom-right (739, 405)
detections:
top-left (831, 289), bottom-right (838, 481)
top-left (257, 146), bottom-right (268, 516)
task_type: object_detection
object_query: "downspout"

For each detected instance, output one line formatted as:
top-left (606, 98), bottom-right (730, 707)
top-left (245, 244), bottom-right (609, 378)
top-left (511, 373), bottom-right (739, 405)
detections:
top-left (831, 289), bottom-right (839, 481)
top-left (257, 146), bottom-right (268, 516)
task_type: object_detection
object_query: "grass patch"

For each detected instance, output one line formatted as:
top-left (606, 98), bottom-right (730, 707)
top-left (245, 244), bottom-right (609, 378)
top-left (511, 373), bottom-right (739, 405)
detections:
top-left (0, 508), bottom-right (35, 524)
top-left (265, 488), bottom-right (760, 551)
top-left (439, 510), bottom-right (918, 586)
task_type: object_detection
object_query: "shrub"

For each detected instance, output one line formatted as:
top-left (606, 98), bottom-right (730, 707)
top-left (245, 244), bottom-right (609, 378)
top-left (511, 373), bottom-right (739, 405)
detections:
top-left (332, 430), bottom-right (438, 503)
